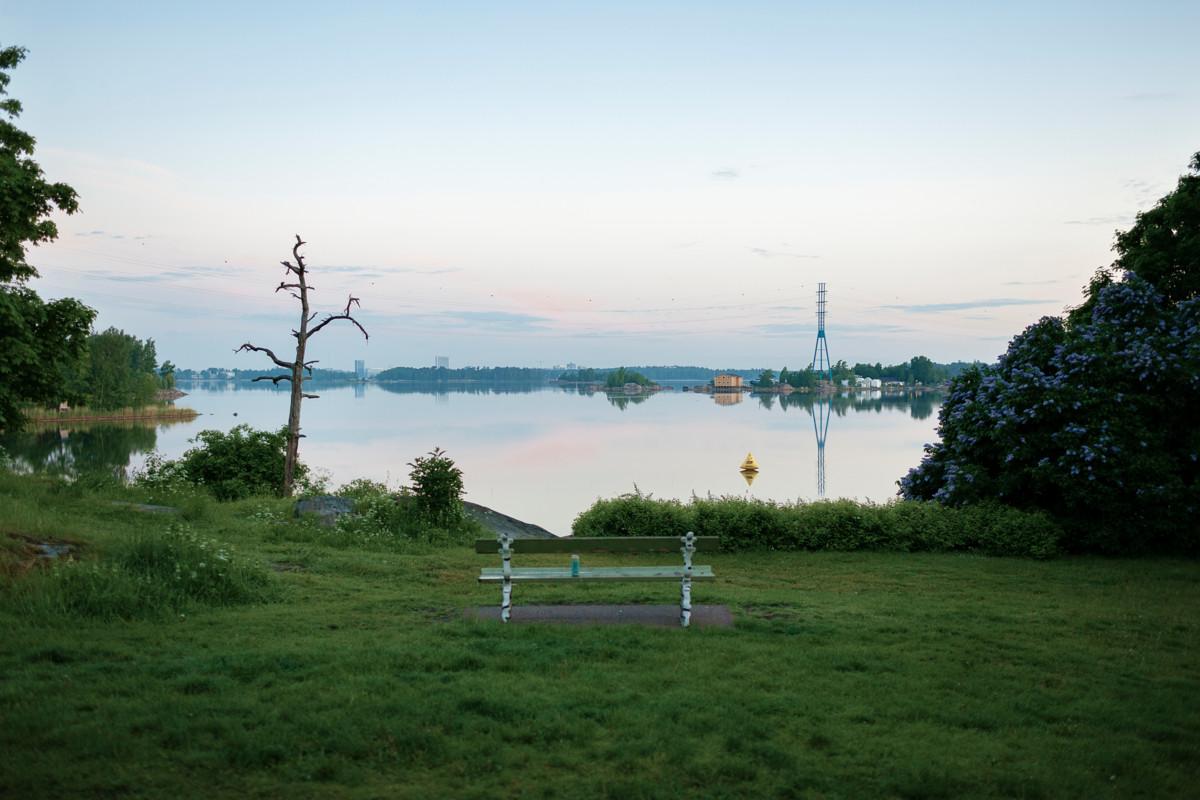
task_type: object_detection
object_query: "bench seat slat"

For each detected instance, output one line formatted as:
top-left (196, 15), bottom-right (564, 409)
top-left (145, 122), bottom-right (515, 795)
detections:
top-left (473, 536), bottom-right (720, 554)
top-left (478, 565), bottom-right (715, 583)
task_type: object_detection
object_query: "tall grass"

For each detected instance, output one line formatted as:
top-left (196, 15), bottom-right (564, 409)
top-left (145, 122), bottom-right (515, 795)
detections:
top-left (19, 404), bottom-right (199, 425)
top-left (6, 521), bottom-right (273, 622)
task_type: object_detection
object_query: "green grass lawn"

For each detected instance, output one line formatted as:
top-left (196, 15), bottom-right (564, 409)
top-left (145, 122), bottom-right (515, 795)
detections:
top-left (1, 472), bottom-right (1198, 799)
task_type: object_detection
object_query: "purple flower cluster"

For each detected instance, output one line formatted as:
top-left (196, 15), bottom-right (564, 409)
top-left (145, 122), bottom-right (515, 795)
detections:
top-left (900, 276), bottom-right (1200, 553)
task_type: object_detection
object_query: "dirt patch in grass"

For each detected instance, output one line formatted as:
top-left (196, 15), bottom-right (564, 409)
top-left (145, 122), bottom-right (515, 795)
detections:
top-left (2, 532), bottom-right (83, 578)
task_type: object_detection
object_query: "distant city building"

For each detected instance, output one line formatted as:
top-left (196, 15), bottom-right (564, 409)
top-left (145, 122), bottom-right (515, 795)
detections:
top-left (354, 359), bottom-right (366, 380)
top-left (566, 362), bottom-right (578, 370)
top-left (713, 374), bottom-right (744, 391)
top-left (435, 356), bottom-right (450, 369)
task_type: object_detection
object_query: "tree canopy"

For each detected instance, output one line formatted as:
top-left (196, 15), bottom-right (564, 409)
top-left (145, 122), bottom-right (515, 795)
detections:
top-left (0, 46), bottom-right (94, 429)
top-left (0, 47), bottom-right (79, 285)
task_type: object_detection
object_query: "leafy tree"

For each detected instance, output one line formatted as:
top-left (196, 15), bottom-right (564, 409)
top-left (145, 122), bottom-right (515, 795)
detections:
top-left (0, 46), bottom-right (95, 429)
top-left (908, 355), bottom-right (937, 385)
top-left (901, 157), bottom-right (1200, 554)
top-left (755, 368), bottom-right (775, 387)
top-left (605, 367), bottom-right (652, 388)
top-left (175, 425), bottom-right (309, 501)
top-left (1112, 153), bottom-right (1200, 303)
top-left (83, 327), bottom-right (160, 409)
top-left (407, 447), bottom-right (465, 525)
top-left (1070, 153), bottom-right (1200, 325)
top-left (831, 360), bottom-right (855, 383)
top-left (784, 366), bottom-right (818, 389)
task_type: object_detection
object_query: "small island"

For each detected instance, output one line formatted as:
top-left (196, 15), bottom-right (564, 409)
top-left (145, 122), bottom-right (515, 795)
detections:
top-left (556, 366), bottom-right (666, 395)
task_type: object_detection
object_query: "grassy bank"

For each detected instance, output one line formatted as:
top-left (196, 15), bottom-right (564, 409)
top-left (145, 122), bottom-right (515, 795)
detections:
top-left (19, 404), bottom-right (200, 426)
top-left (1, 471), bottom-right (1197, 798)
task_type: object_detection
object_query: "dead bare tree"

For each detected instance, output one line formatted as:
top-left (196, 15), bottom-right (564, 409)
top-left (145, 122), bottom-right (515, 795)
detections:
top-left (235, 235), bottom-right (368, 496)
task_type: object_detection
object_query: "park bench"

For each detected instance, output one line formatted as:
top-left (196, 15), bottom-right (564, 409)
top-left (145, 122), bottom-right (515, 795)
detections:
top-left (475, 532), bottom-right (718, 627)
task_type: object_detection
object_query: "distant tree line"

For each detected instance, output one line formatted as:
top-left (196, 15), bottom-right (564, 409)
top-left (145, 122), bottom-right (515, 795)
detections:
top-left (375, 366), bottom-right (551, 382)
top-left (176, 367), bottom-right (357, 382)
top-left (852, 357), bottom-right (979, 385)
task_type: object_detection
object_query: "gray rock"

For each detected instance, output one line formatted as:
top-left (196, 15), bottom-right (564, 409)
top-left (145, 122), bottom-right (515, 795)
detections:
top-left (111, 501), bottom-right (180, 515)
top-left (463, 500), bottom-right (558, 539)
top-left (294, 495), bottom-right (356, 527)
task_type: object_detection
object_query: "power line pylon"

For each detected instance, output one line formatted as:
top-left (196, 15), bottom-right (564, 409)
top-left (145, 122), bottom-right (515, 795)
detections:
top-left (811, 282), bottom-right (832, 383)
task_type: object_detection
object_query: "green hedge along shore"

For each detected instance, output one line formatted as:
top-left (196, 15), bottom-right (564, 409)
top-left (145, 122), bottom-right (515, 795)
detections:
top-left (2, 469), bottom-right (1198, 798)
top-left (574, 494), bottom-right (1063, 558)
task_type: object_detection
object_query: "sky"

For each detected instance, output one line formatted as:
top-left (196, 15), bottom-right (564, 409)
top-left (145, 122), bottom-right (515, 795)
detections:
top-left (5, 0), bottom-right (1199, 370)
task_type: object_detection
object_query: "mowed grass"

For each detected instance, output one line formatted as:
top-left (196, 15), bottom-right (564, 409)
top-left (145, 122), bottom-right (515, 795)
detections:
top-left (1, 473), bottom-right (1197, 799)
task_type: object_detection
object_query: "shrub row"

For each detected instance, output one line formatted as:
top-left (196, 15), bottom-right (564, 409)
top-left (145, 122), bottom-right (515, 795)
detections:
top-left (572, 494), bottom-right (1063, 558)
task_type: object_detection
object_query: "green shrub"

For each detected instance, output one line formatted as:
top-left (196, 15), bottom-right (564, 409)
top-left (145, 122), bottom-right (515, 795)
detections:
top-left (407, 448), bottom-right (464, 526)
top-left (572, 495), bottom-right (1062, 558)
top-left (134, 425), bottom-right (313, 501)
top-left (303, 477), bottom-right (482, 549)
top-left (571, 491), bottom-right (693, 538)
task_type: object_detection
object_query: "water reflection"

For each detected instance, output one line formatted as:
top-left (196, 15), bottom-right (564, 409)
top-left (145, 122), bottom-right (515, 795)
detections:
top-left (3, 383), bottom-right (943, 532)
top-left (370, 381), bottom-right (547, 397)
top-left (811, 397), bottom-right (831, 498)
top-left (0, 422), bottom-right (169, 480)
top-left (607, 394), bottom-right (651, 410)
top-left (178, 379), bottom-right (552, 397)
top-left (776, 389), bottom-right (937, 420)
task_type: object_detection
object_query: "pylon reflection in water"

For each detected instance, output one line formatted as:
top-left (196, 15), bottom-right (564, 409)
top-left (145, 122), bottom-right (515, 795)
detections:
top-left (811, 397), bottom-right (830, 498)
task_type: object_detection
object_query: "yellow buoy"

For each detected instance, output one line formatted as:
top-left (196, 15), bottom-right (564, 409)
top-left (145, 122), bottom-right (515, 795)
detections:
top-left (740, 452), bottom-right (759, 472)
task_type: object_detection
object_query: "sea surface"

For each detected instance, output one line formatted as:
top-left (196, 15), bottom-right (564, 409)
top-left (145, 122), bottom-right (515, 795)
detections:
top-left (3, 381), bottom-right (942, 534)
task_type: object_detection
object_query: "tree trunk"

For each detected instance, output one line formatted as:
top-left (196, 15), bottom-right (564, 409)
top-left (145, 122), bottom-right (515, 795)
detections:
top-left (283, 354), bottom-right (304, 496)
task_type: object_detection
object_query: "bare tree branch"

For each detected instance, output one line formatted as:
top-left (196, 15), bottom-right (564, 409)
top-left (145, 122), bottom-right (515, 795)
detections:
top-left (251, 375), bottom-right (293, 384)
top-left (292, 235), bottom-right (306, 271)
top-left (302, 393), bottom-right (319, 399)
top-left (235, 343), bottom-right (292, 370)
top-left (307, 295), bottom-right (369, 340)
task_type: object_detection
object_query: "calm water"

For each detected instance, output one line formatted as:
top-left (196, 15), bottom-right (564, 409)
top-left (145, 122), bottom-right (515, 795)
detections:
top-left (3, 382), bottom-right (941, 534)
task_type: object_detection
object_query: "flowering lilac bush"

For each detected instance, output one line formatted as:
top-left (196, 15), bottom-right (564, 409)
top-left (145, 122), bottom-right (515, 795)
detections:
top-left (901, 276), bottom-right (1200, 553)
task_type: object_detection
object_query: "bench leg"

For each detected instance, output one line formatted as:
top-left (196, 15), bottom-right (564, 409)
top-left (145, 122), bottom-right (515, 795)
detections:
top-left (499, 533), bottom-right (514, 623)
top-left (680, 531), bottom-right (695, 628)
top-left (681, 578), bottom-right (691, 628)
